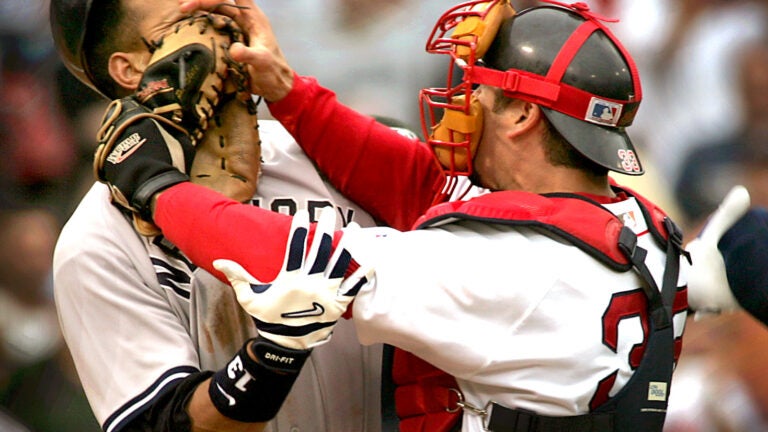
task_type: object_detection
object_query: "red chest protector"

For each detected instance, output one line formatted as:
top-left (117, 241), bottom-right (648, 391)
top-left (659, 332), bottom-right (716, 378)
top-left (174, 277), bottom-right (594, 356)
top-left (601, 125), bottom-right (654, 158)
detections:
top-left (392, 185), bottom-right (681, 432)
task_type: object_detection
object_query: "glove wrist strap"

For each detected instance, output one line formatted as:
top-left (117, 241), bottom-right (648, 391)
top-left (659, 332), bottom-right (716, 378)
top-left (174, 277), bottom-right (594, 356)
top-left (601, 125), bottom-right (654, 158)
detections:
top-left (208, 336), bottom-right (311, 422)
top-left (133, 170), bottom-right (190, 221)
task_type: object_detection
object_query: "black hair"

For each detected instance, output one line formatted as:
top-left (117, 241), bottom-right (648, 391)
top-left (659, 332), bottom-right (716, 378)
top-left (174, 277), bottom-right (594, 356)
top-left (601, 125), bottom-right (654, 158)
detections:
top-left (82, 0), bottom-right (143, 98)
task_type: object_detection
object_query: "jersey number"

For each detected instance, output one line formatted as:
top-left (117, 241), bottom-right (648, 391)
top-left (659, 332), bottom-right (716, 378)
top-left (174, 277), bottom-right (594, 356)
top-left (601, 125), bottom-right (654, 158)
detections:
top-left (589, 287), bottom-right (687, 409)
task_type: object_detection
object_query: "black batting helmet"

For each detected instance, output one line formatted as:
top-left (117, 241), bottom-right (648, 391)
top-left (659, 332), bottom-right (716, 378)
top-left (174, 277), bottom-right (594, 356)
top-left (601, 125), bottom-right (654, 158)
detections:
top-left (49, 0), bottom-right (106, 98)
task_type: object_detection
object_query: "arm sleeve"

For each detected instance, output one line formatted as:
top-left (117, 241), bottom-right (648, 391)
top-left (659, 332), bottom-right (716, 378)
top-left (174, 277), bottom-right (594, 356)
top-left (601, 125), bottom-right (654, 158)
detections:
top-left (719, 207), bottom-right (768, 326)
top-left (345, 228), bottom-right (496, 379)
top-left (267, 74), bottom-right (446, 230)
top-left (154, 182), bottom-right (296, 283)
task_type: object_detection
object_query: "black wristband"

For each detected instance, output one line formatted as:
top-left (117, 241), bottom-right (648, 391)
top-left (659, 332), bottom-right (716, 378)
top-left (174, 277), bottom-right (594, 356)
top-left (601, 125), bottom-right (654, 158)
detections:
top-left (249, 337), bottom-right (311, 374)
top-left (208, 337), bottom-right (311, 423)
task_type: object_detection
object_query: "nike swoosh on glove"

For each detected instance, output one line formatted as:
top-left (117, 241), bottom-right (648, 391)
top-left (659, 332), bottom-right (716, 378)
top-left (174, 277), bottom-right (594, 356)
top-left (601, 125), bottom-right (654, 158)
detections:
top-left (214, 206), bottom-right (371, 350)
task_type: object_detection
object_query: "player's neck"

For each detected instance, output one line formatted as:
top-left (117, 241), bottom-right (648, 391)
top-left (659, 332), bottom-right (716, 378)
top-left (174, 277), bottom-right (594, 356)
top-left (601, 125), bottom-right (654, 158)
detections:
top-left (515, 165), bottom-right (614, 197)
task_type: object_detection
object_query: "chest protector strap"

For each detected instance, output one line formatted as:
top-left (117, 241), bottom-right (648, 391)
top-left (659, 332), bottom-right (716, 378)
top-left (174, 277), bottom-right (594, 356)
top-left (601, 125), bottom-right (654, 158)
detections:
top-left (395, 187), bottom-right (687, 432)
top-left (485, 218), bottom-right (685, 432)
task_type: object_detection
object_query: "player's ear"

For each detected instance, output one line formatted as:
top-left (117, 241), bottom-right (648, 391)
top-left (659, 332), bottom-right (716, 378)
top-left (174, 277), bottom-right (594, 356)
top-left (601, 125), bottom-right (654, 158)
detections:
top-left (507, 101), bottom-right (542, 138)
top-left (108, 51), bottom-right (148, 92)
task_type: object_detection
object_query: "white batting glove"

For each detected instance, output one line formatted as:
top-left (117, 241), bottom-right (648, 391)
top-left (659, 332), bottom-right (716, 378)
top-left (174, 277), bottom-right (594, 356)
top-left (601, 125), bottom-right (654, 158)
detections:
top-left (686, 185), bottom-right (751, 318)
top-left (213, 207), bottom-right (362, 350)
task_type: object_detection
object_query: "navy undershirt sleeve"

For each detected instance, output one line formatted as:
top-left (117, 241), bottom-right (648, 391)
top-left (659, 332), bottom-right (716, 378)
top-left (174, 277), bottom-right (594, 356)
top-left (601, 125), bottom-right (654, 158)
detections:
top-left (719, 207), bottom-right (768, 327)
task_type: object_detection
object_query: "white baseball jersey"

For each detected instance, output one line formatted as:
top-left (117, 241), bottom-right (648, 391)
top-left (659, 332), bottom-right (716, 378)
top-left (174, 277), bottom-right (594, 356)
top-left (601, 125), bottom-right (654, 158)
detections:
top-left (347, 194), bottom-right (690, 431)
top-left (53, 120), bottom-right (383, 432)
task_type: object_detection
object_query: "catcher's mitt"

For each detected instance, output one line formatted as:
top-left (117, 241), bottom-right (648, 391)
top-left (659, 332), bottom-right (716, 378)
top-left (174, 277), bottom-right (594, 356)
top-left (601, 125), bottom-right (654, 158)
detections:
top-left (190, 93), bottom-right (261, 204)
top-left (136, 13), bottom-right (250, 144)
top-left (94, 12), bottom-right (262, 236)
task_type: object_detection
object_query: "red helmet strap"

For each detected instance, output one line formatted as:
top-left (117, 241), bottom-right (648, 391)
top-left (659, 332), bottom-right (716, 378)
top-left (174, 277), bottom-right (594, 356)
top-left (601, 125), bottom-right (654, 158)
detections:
top-left (547, 20), bottom-right (598, 82)
top-left (464, 10), bottom-right (640, 128)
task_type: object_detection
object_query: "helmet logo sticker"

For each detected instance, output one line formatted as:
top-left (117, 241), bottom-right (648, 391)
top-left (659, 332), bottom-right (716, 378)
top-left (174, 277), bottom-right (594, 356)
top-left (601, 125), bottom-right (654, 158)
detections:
top-left (585, 97), bottom-right (622, 126)
top-left (618, 149), bottom-right (641, 173)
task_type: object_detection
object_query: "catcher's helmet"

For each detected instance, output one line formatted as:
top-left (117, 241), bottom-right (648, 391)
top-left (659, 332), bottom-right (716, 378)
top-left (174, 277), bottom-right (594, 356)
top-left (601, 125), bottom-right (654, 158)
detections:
top-left (49, 0), bottom-right (105, 97)
top-left (421, 0), bottom-right (643, 178)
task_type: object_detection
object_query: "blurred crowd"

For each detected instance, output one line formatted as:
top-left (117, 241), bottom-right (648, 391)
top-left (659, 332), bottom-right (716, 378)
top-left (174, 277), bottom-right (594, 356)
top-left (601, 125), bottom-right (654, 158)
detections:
top-left (1, 1), bottom-right (767, 431)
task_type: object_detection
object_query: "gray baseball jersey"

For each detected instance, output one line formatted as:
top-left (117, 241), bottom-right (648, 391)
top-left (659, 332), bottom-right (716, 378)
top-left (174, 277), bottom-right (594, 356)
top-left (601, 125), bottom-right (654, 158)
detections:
top-left (53, 120), bottom-right (382, 432)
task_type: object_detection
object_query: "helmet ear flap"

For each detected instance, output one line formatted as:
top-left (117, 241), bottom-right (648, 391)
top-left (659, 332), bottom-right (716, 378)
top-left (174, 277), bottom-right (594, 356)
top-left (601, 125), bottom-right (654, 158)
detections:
top-left (452, 0), bottom-right (516, 60)
top-left (431, 95), bottom-right (484, 173)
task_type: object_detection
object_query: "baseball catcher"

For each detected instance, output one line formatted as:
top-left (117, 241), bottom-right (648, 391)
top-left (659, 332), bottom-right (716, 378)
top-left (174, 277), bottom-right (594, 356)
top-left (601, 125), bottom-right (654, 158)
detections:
top-left (92, 11), bottom-right (261, 235)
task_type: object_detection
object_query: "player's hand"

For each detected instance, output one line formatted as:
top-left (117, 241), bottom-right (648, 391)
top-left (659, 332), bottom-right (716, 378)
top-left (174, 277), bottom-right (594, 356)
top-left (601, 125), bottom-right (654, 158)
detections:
top-left (213, 207), bottom-right (364, 350)
top-left (178, 0), bottom-right (294, 102)
top-left (686, 185), bottom-right (751, 318)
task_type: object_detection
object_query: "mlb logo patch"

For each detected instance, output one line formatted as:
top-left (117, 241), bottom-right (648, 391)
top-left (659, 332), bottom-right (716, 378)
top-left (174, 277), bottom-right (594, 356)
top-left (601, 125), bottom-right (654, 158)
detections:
top-left (619, 211), bottom-right (637, 229)
top-left (585, 97), bottom-right (623, 126)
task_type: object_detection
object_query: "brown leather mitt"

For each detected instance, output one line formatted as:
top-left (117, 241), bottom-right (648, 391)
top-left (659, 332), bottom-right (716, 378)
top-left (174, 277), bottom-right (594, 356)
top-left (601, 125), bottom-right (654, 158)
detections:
top-left (95, 12), bottom-right (262, 236)
top-left (190, 94), bottom-right (261, 204)
top-left (136, 12), bottom-right (250, 144)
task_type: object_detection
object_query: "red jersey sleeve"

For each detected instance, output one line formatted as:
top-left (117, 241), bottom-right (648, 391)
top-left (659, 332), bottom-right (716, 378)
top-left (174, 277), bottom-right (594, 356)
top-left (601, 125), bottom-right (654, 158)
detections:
top-left (267, 74), bottom-right (446, 231)
top-left (154, 182), bottom-right (293, 283)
